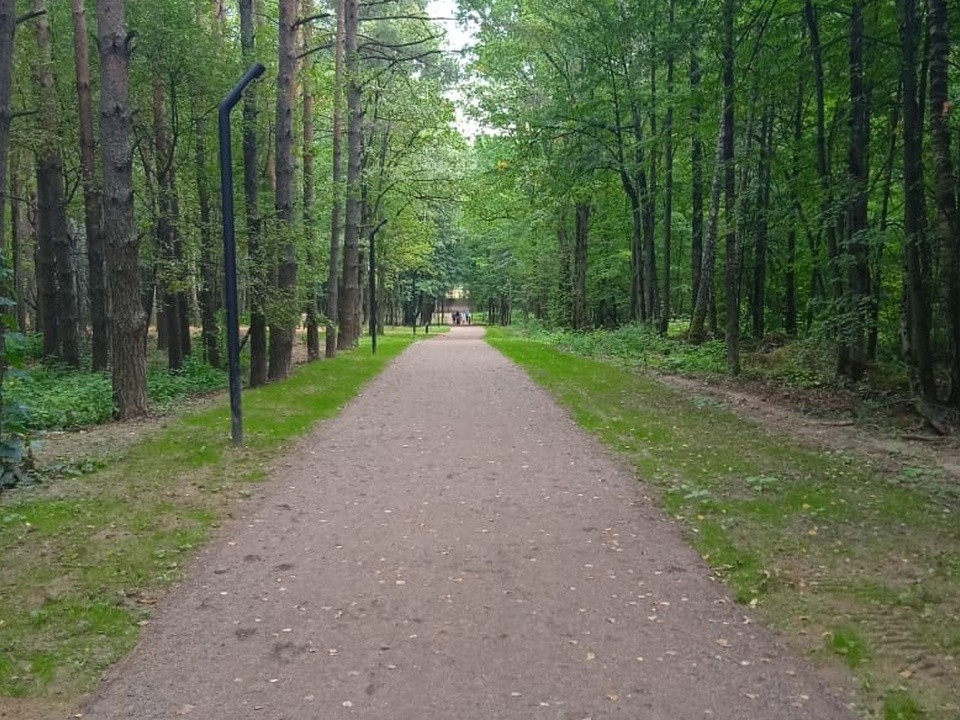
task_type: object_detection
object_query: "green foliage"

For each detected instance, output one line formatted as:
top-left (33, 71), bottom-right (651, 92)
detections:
top-left (147, 355), bottom-right (228, 411)
top-left (827, 625), bottom-right (870, 668)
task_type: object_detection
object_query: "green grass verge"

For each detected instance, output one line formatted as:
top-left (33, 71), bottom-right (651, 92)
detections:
top-left (485, 327), bottom-right (959, 720)
top-left (0, 332), bottom-right (417, 702)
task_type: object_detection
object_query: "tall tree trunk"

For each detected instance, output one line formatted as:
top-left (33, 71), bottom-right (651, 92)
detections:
top-left (752, 106), bottom-right (772, 340)
top-left (572, 201), bottom-right (590, 330)
top-left (196, 117), bottom-right (221, 368)
top-left (785, 83), bottom-right (803, 338)
top-left (326, 0), bottom-right (345, 358)
top-left (338, 0), bottom-right (362, 349)
top-left (805, 0), bottom-right (843, 336)
top-left (690, 51), bottom-right (704, 317)
top-left (98, 0), bottom-right (147, 418)
top-left (302, 0), bottom-right (320, 361)
top-left (154, 80), bottom-right (182, 372)
top-left (722, 0), bottom-right (740, 375)
top-left (660, 0), bottom-right (675, 335)
top-left (556, 206), bottom-right (572, 326)
top-left (842, 0), bottom-right (872, 381)
top-left (898, 0), bottom-right (936, 400)
top-left (0, 0), bottom-right (12, 262)
top-left (10, 151), bottom-right (31, 333)
top-left (72, 0), bottom-right (109, 370)
top-left (928, 0), bottom-right (960, 404)
top-left (241, 0), bottom-right (267, 386)
top-left (34, 0), bottom-right (79, 367)
top-left (690, 123), bottom-right (725, 343)
top-left (269, 0), bottom-right (299, 381)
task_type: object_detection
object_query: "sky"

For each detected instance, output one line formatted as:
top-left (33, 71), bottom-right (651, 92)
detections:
top-left (424, 0), bottom-right (483, 138)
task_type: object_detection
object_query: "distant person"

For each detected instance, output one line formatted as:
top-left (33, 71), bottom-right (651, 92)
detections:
top-left (466, 312), bottom-right (472, 325)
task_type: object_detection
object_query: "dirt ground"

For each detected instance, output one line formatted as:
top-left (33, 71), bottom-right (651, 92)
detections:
top-left (656, 374), bottom-right (960, 481)
top-left (11, 330), bottom-right (955, 720)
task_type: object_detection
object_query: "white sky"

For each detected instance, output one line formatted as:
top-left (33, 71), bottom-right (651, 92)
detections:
top-left (425, 0), bottom-right (483, 138)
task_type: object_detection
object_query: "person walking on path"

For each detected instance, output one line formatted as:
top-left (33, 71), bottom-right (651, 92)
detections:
top-left (83, 326), bottom-right (856, 719)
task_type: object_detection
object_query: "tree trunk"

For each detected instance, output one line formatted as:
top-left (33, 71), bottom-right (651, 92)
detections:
top-left (338, 0), bottom-right (362, 349)
top-left (751, 106), bottom-right (772, 340)
top-left (98, 0), bottom-right (147, 418)
top-left (268, 0), bottom-right (299, 381)
top-left (153, 80), bottom-right (182, 372)
top-left (302, 0), bottom-right (320, 361)
top-left (195, 116), bottom-right (221, 368)
top-left (326, 0), bottom-right (345, 358)
top-left (660, 0), bottom-right (675, 336)
top-left (572, 201), bottom-right (590, 330)
top-left (0, 0), bottom-right (12, 256)
top-left (34, 0), bottom-right (79, 367)
top-left (785, 83), bottom-right (803, 338)
top-left (690, 49), bottom-right (703, 317)
top-left (690, 123), bottom-right (724, 344)
top-left (722, 0), bottom-right (740, 375)
top-left (841, 0), bottom-right (872, 381)
top-left (898, 0), bottom-right (936, 400)
top-left (72, 0), bottom-right (108, 370)
top-left (240, 0), bottom-right (267, 386)
top-left (928, 0), bottom-right (960, 404)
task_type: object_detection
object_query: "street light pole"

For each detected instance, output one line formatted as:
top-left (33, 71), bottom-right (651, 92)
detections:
top-left (218, 62), bottom-right (265, 447)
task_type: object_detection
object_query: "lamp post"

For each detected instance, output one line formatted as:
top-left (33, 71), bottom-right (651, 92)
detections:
top-left (218, 63), bottom-right (265, 446)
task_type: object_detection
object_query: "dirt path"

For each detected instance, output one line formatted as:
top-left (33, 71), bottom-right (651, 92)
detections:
top-left (80, 327), bottom-right (857, 719)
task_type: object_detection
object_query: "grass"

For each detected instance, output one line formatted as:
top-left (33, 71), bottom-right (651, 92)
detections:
top-left (0, 332), bottom-right (418, 703)
top-left (485, 327), bottom-right (958, 720)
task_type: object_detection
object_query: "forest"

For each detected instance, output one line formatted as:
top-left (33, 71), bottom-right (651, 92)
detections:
top-left (1, 0), bottom-right (959, 477)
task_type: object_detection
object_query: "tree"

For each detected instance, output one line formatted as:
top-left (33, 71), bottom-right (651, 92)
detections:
top-left (98, 0), bottom-right (147, 418)
top-left (72, 0), bottom-right (109, 371)
top-left (326, 0), bottom-right (346, 358)
top-left (268, 0), bottom-right (299, 381)
top-left (33, 0), bottom-right (79, 367)
top-left (338, 0), bottom-right (362, 348)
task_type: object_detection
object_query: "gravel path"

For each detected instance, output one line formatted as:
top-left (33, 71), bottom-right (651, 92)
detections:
top-left (82, 327), bottom-right (857, 719)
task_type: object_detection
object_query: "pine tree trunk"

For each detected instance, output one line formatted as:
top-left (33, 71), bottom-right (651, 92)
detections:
top-left (928, 0), bottom-right (960, 404)
top-left (326, 0), bottom-right (345, 358)
top-left (572, 202), bottom-right (590, 330)
top-left (0, 0), bottom-right (15, 319)
top-left (240, 0), bottom-right (267, 386)
top-left (268, 0), bottom-right (298, 381)
top-left (154, 80), bottom-right (182, 372)
top-left (898, 0), bottom-right (936, 400)
top-left (34, 0), bottom-right (79, 367)
top-left (842, 0), bottom-right (872, 381)
top-left (72, 0), bottom-right (108, 370)
top-left (195, 117), bottom-right (221, 369)
top-left (98, 0), bottom-right (147, 418)
top-left (302, 0), bottom-right (320, 361)
top-left (690, 124), bottom-right (724, 344)
top-left (338, 0), bottom-right (362, 349)
top-left (689, 50), bottom-right (703, 317)
top-left (660, 0), bottom-right (675, 336)
top-left (722, 0), bottom-right (740, 375)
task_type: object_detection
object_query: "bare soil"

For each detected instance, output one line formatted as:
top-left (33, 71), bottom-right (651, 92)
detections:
top-left (656, 373), bottom-right (960, 482)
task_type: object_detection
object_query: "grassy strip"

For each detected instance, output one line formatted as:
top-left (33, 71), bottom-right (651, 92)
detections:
top-left (485, 327), bottom-right (959, 720)
top-left (0, 332), bottom-right (417, 703)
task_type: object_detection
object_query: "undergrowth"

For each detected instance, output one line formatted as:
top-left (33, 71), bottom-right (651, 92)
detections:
top-left (3, 355), bottom-right (227, 431)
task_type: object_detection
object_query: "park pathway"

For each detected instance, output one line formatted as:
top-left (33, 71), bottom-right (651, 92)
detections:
top-left (83, 327), bottom-right (857, 720)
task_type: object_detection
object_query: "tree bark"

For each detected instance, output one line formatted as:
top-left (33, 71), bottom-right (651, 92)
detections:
top-left (690, 50), bottom-right (704, 317)
top-left (338, 0), bottom-right (362, 349)
top-left (34, 0), bottom-right (79, 367)
top-left (302, 0), bottom-right (320, 361)
top-left (898, 0), bottom-right (936, 400)
top-left (153, 80), bottom-right (183, 372)
top-left (98, 0), bottom-right (148, 418)
top-left (326, 0), bottom-right (345, 358)
top-left (269, 0), bottom-right (299, 381)
top-left (72, 0), bottom-right (108, 370)
top-left (660, 0), bottom-right (675, 335)
top-left (841, 0), bottom-right (872, 381)
top-left (0, 0), bottom-right (15, 324)
top-left (690, 123), bottom-right (724, 344)
top-left (241, 0), bottom-right (267, 386)
top-left (928, 0), bottom-right (960, 404)
top-left (572, 202), bottom-right (590, 330)
top-left (722, 0), bottom-right (740, 375)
